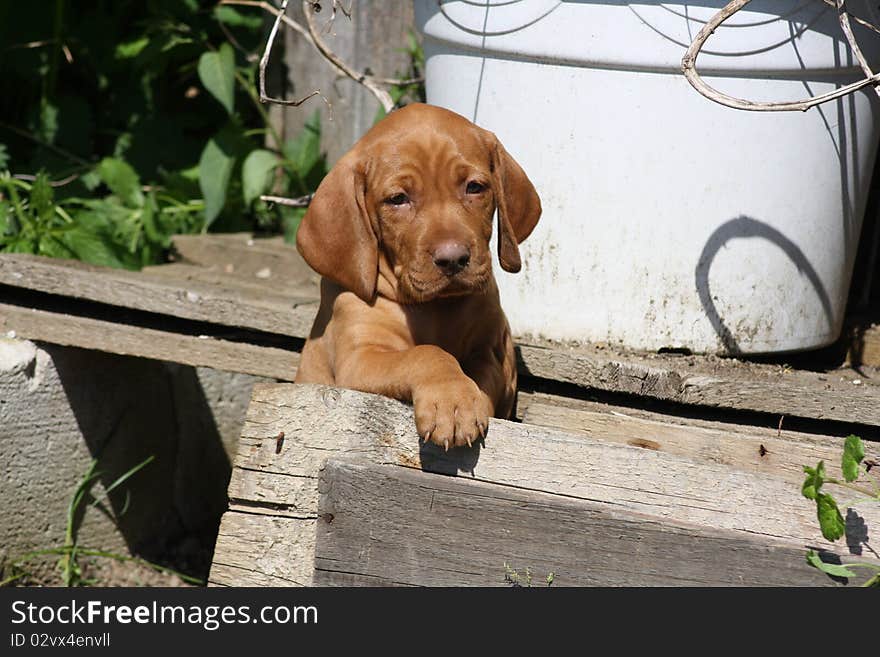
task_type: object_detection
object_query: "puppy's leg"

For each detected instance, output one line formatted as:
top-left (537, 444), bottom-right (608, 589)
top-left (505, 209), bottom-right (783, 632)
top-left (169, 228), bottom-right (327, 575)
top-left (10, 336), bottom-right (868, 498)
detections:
top-left (335, 345), bottom-right (492, 449)
top-left (461, 348), bottom-right (517, 422)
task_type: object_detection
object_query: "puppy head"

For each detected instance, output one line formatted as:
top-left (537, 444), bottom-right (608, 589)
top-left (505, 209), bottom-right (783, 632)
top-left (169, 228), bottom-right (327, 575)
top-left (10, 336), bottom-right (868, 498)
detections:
top-left (296, 103), bottom-right (541, 303)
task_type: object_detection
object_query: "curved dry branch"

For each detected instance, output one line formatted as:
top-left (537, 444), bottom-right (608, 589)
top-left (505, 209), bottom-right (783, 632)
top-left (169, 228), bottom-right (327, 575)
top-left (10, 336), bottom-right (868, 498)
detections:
top-left (221, 0), bottom-right (421, 103)
top-left (257, 0), bottom-right (326, 107)
top-left (836, 0), bottom-right (880, 99)
top-left (260, 193), bottom-right (313, 207)
top-left (821, 0), bottom-right (880, 35)
top-left (682, 0), bottom-right (880, 112)
top-left (301, 0), bottom-right (394, 113)
top-left (221, 0), bottom-right (312, 40)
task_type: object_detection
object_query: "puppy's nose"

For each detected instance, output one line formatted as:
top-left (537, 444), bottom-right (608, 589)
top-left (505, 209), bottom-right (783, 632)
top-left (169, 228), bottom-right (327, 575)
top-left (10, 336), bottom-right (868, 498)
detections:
top-left (432, 241), bottom-right (471, 276)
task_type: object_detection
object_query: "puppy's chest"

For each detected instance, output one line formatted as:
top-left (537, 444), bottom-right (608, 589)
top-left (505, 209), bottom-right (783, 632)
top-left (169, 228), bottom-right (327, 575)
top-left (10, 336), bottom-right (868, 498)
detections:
top-left (403, 303), bottom-right (491, 359)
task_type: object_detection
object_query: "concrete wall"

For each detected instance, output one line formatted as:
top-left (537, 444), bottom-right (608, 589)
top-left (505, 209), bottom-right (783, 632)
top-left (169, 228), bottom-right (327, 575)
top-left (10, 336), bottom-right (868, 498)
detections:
top-left (0, 338), bottom-right (265, 584)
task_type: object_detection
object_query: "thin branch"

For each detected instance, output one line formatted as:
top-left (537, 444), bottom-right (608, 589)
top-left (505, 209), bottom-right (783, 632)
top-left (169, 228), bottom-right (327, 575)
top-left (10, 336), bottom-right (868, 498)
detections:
top-left (258, 0), bottom-right (327, 108)
top-left (302, 0), bottom-right (394, 113)
top-left (13, 172), bottom-right (80, 187)
top-left (222, 0), bottom-right (423, 89)
top-left (221, 0), bottom-right (312, 41)
top-left (260, 193), bottom-right (312, 207)
top-left (821, 0), bottom-right (880, 36)
top-left (321, 0), bottom-right (353, 27)
top-left (681, 0), bottom-right (880, 112)
top-left (218, 17), bottom-right (259, 62)
top-left (0, 121), bottom-right (90, 166)
top-left (371, 74), bottom-right (424, 86)
top-left (836, 0), bottom-right (880, 99)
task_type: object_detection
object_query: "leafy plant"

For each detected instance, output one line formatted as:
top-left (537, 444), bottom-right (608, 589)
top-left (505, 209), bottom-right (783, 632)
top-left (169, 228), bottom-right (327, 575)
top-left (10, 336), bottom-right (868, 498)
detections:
top-left (0, 166), bottom-right (202, 269)
top-left (0, 454), bottom-right (202, 587)
top-left (801, 435), bottom-right (880, 587)
top-left (503, 562), bottom-right (555, 587)
top-left (0, 1), bottom-right (329, 269)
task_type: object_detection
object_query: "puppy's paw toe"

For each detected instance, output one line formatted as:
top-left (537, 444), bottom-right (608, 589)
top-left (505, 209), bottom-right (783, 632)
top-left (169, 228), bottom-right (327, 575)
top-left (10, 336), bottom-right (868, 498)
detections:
top-left (414, 378), bottom-right (491, 449)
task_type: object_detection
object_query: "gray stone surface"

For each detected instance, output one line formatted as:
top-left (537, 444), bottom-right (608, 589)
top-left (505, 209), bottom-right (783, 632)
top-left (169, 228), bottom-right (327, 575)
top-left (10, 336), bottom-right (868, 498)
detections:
top-left (0, 338), bottom-right (266, 584)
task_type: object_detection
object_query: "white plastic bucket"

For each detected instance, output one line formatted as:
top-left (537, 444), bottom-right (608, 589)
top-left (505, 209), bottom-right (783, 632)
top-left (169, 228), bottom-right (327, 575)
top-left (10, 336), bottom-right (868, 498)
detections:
top-left (414, 1), bottom-right (880, 354)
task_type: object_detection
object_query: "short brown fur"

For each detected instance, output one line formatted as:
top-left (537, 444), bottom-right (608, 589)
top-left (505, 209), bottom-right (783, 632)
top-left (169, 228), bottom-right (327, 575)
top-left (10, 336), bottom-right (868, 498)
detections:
top-left (295, 103), bottom-right (541, 448)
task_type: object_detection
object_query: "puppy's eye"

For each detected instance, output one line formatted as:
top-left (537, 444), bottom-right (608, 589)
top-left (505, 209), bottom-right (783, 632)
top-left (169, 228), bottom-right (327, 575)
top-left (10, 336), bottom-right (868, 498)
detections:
top-left (466, 181), bottom-right (486, 194)
top-left (385, 193), bottom-right (409, 206)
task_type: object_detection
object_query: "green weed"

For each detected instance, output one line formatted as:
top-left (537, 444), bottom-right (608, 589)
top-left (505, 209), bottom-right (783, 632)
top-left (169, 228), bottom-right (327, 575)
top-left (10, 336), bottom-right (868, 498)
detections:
top-left (802, 435), bottom-right (880, 587)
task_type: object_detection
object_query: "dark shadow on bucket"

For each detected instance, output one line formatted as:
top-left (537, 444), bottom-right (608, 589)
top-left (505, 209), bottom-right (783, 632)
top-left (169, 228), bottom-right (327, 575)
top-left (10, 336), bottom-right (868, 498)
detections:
top-left (695, 216), bottom-right (835, 354)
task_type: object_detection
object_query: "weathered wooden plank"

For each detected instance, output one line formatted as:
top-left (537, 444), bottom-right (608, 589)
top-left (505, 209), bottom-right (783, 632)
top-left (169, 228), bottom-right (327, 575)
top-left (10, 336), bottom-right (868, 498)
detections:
top-left (517, 342), bottom-right (880, 426)
top-left (210, 511), bottom-right (315, 586)
top-left (5, 249), bottom-right (877, 426)
top-left (848, 324), bottom-right (880, 369)
top-left (313, 459), bottom-right (838, 587)
top-left (0, 303), bottom-right (299, 380)
top-left (516, 391), bottom-right (878, 486)
top-left (218, 382), bottom-right (879, 583)
top-left (0, 253), bottom-right (317, 338)
top-left (170, 233), bottom-right (318, 287)
top-left (167, 238), bottom-right (880, 426)
top-left (516, 390), bottom-right (769, 434)
top-left (140, 262), bottom-right (317, 300)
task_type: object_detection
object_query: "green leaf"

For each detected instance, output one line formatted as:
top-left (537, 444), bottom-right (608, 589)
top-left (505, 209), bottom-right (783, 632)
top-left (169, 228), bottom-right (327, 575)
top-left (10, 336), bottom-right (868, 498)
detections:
top-left (198, 43), bottom-right (235, 115)
top-left (242, 149), bottom-right (279, 206)
top-left (282, 206), bottom-right (306, 244)
top-left (5, 237), bottom-right (38, 254)
top-left (816, 493), bottom-right (846, 542)
top-left (80, 170), bottom-right (102, 191)
top-left (115, 37), bottom-right (149, 60)
top-left (283, 110), bottom-right (326, 193)
top-left (38, 234), bottom-right (76, 259)
top-left (841, 435), bottom-right (865, 483)
top-left (214, 6), bottom-right (262, 29)
top-left (97, 158), bottom-right (144, 208)
top-left (0, 143), bottom-right (8, 170)
top-left (198, 133), bottom-right (236, 226)
top-left (805, 550), bottom-right (856, 579)
top-left (141, 193), bottom-right (164, 245)
top-left (0, 199), bottom-right (10, 235)
top-left (61, 227), bottom-right (129, 269)
top-left (30, 101), bottom-right (59, 144)
top-left (103, 455), bottom-right (155, 495)
top-left (802, 461), bottom-right (825, 501)
top-left (30, 173), bottom-right (55, 223)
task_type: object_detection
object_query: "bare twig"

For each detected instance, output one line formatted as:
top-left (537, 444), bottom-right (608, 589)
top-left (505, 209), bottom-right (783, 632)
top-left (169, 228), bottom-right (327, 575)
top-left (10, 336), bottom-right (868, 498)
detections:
top-left (836, 0), bottom-right (880, 99)
top-left (301, 0), bottom-right (394, 113)
top-left (13, 173), bottom-right (80, 188)
top-left (682, 0), bottom-right (880, 112)
top-left (260, 193), bottom-right (313, 207)
top-left (371, 74), bottom-right (424, 86)
top-left (221, 0), bottom-right (312, 41)
top-left (258, 0), bottom-right (327, 108)
top-left (322, 0), bottom-right (353, 26)
top-left (218, 17), bottom-right (259, 62)
top-left (222, 0), bottom-right (423, 89)
top-left (0, 121), bottom-right (90, 166)
top-left (225, 0), bottom-right (422, 210)
top-left (821, 0), bottom-right (880, 36)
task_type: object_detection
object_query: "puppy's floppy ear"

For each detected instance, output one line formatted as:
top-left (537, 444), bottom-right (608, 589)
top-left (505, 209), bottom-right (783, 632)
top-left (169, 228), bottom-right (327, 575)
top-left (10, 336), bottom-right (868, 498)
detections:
top-left (489, 134), bottom-right (542, 273)
top-left (296, 155), bottom-right (378, 302)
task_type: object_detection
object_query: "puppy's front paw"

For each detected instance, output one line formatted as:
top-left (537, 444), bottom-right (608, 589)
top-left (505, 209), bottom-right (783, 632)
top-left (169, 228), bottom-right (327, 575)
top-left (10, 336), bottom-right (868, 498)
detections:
top-left (413, 377), bottom-right (492, 449)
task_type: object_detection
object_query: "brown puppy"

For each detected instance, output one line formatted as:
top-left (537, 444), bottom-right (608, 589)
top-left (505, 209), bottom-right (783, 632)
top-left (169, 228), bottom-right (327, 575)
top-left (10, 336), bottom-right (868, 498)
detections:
top-left (295, 103), bottom-right (541, 449)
